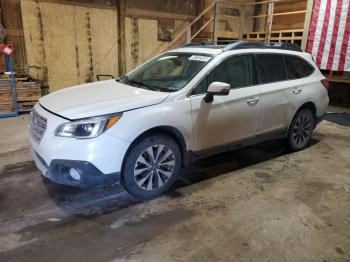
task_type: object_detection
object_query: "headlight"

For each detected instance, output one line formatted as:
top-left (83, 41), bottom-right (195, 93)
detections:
top-left (55, 114), bottom-right (122, 139)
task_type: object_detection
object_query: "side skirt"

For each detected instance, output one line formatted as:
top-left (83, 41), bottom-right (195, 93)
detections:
top-left (184, 128), bottom-right (288, 164)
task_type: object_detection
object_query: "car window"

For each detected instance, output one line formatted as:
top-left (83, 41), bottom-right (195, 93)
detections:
top-left (142, 56), bottom-right (187, 79)
top-left (120, 53), bottom-right (212, 92)
top-left (255, 53), bottom-right (286, 84)
top-left (284, 55), bottom-right (314, 80)
top-left (192, 55), bottom-right (250, 95)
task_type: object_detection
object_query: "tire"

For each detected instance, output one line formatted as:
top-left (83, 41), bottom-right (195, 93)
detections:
top-left (122, 134), bottom-right (182, 199)
top-left (287, 108), bottom-right (315, 151)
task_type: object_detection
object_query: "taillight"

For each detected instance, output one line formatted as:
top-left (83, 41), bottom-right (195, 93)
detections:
top-left (321, 79), bottom-right (329, 91)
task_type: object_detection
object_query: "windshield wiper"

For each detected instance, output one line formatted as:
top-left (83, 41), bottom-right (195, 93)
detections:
top-left (127, 78), bottom-right (160, 91)
top-left (115, 75), bottom-right (126, 82)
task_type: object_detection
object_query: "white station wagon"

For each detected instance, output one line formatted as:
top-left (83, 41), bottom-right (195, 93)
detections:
top-left (29, 41), bottom-right (329, 199)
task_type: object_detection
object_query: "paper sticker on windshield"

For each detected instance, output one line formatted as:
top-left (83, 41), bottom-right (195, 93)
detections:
top-left (188, 55), bottom-right (211, 62)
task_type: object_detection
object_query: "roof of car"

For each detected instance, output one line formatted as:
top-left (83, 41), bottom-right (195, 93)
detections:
top-left (170, 47), bottom-right (224, 55)
top-left (170, 41), bottom-right (303, 56)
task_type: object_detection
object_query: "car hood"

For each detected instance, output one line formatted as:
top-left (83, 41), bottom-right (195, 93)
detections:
top-left (39, 80), bottom-right (170, 119)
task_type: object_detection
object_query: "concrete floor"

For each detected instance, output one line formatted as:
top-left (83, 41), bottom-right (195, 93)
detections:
top-left (0, 107), bottom-right (349, 262)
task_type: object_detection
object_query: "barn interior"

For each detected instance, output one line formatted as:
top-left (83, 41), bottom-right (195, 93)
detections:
top-left (0, 1), bottom-right (349, 261)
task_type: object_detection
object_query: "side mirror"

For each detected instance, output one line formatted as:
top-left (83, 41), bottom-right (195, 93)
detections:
top-left (204, 82), bottom-right (230, 103)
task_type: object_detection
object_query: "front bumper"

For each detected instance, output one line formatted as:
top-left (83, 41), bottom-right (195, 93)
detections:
top-left (32, 149), bottom-right (120, 187)
top-left (29, 104), bottom-right (130, 188)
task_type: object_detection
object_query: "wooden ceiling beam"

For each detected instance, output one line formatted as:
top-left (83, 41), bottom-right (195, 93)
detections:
top-left (36, 0), bottom-right (117, 10)
top-left (125, 8), bottom-right (196, 21)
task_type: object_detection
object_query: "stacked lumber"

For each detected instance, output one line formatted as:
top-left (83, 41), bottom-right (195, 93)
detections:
top-left (16, 82), bottom-right (41, 112)
top-left (0, 81), bottom-right (41, 115)
top-left (0, 84), bottom-right (16, 114)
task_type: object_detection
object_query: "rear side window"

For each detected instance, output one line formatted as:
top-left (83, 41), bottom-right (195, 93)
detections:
top-left (255, 54), bottom-right (286, 84)
top-left (284, 55), bottom-right (314, 80)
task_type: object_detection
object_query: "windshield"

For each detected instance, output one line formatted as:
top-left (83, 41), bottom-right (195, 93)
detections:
top-left (118, 53), bottom-right (213, 92)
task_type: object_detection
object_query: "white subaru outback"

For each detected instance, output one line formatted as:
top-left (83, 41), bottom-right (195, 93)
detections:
top-left (29, 41), bottom-right (329, 199)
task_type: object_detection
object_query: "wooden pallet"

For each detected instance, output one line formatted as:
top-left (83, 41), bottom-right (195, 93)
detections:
top-left (0, 81), bottom-right (41, 114)
top-left (0, 85), bottom-right (16, 114)
top-left (16, 82), bottom-right (41, 112)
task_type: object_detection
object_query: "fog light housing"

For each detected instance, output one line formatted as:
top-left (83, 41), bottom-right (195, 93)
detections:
top-left (69, 168), bottom-right (81, 181)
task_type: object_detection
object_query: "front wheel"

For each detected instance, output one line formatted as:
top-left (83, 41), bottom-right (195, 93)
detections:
top-left (287, 108), bottom-right (315, 151)
top-left (122, 134), bottom-right (182, 199)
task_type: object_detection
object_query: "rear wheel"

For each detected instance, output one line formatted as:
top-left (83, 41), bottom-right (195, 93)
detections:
top-left (122, 134), bottom-right (182, 199)
top-left (287, 108), bottom-right (315, 151)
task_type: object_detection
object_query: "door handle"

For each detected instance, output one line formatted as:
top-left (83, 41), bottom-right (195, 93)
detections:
top-left (246, 97), bottom-right (259, 106)
top-left (292, 88), bottom-right (302, 94)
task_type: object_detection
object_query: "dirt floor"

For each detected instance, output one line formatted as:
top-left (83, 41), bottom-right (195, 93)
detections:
top-left (0, 106), bottom-right (349, 262)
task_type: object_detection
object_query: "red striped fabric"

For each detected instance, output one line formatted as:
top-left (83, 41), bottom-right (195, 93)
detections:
top-left (315, 0), bottom-right (331, 66)
top-left (326, 0), bottom-right (343, 69)
top-left (307, 0), bottom-right (350, 71)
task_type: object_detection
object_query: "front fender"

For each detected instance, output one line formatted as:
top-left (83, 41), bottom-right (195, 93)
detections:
top-left (105, 98), bottom-right (194, 151)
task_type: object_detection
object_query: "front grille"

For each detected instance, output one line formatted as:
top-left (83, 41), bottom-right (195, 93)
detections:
top-left (29, 108), bottom-right (47, 143)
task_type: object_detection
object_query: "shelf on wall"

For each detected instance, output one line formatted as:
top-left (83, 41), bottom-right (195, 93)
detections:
top-left (323, 70), bottom-right (350, 84)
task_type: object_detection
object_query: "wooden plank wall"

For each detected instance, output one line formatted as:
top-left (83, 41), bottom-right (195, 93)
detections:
top-left (19, 0), bottom-right (199, 91)
top-left (0, 0), bottom-right (26, 73)
top-left (272, 0), bottom-right (307, 30)
top-left (124, 18), bottom-right (189, 72)
top-left (123, 0), bottom-right (198, 72)
top-left (243, 0), bottom-right (307, 32)
top-left (21, 0), bottom-right (118, 92)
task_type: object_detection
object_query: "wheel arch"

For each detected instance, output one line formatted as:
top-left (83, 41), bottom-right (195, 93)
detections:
top-left (288, 101), bottom-right (317, 132)
top-left (298, 101), bottom-right (316, 116)
top-left (120, 126), bottom-right (190, 184)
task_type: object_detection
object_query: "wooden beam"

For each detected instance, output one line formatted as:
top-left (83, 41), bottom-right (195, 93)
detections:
top-left (265, 2), bottom-right (274, 44)
top-left (37, 0), bottom-right (117, 10)
top-left (160, 1), bottom-right (216, 52)
top-left (239, 7), bottom-right (245, 40)
top-left (5, 29), bottom-right (23, 37)
top-left (219, 31), bottom-right (240, 39)
top-left (301, 0), bottom-right (314, 51)
top-left (217, 0), bottom-right (241, 7)
top-left (242, 0), bottom-right (302, 6)
top-left (248, 10), bottom-right (306, 19)
top-left (213, 1), bottom-right (220, 41)
top-left (186, 27), bottom-right (192, 44)
top-left (191, 17), bottom-right (214, 40)
top-left (125, 8), bottom-right (196, 21)
top-left (117, 0), bottom-right (126, 76)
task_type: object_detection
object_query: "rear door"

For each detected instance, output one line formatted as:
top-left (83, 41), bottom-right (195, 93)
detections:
top-left (255, 53), bottom-right (316, 136)
top-left (254, 53), bottom-right (293, 135)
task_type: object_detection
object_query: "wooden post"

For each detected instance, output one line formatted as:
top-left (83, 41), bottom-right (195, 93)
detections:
top-left (117, 0), bottom-right (126, 76)
top-left (265, 2), bottom-right (274, 44)
top-left (239, 5), bottom-right (245, 40)
top-left (213, 1), bottom-right (220, 41)
top-left (186, 27), bottom-right (192, 44)
top-left (301, 0), bottom-right (314, 51)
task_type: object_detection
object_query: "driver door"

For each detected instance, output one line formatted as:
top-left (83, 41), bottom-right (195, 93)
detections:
top-left (190, 54), bottom-right (260, 152)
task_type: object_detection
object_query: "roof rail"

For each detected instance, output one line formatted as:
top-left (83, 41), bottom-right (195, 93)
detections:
top-left (223, 41), bottom-right (265, 51)
top-left (181, 40), bottom-right (302, 52)
top-left (182, 40), bottom-right (238, 47)
top-left (266, 42), bottom-right (302, 52)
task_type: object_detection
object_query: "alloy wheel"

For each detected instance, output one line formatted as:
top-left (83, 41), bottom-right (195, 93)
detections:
top-left (133, 144), bottom-right (175, 190)
top-left (292, 111), bottom-right (313, 148)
